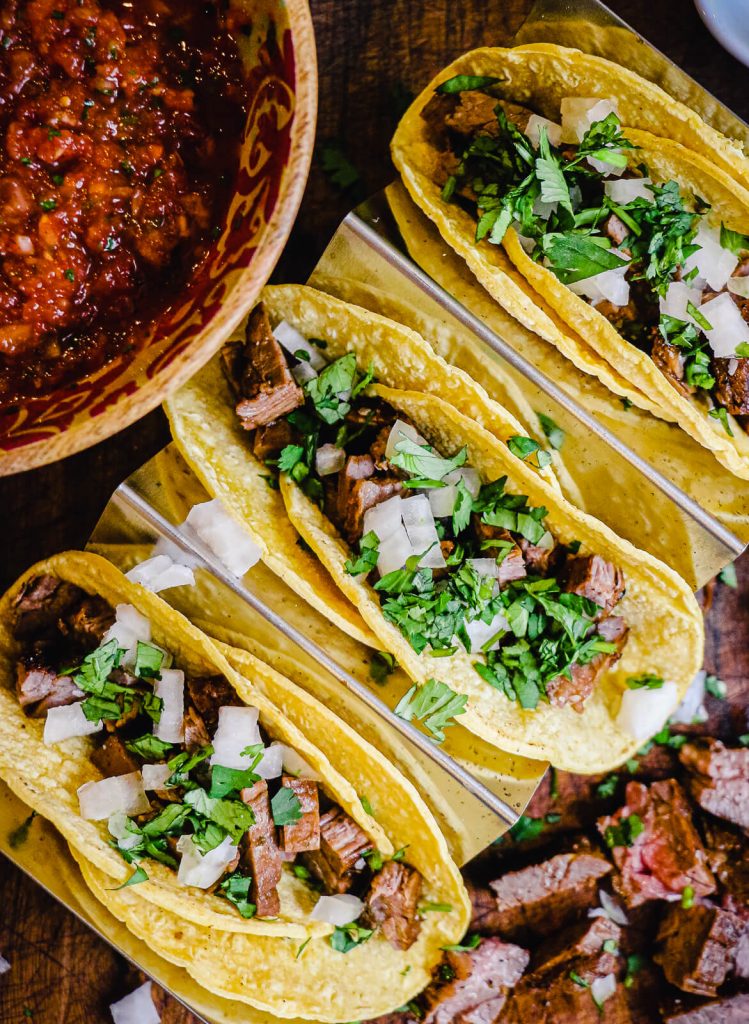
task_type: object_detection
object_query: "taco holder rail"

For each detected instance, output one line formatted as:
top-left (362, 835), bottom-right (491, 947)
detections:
top-left (3, 0), bottom-right (748, 1019)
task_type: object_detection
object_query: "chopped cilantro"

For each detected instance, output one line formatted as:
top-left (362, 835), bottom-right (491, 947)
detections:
top-left (507, 435), bottom-right (552, 469)
top-left (596, 774), bottom-right (619, 799)
top-left (624, 953), bottom-right (647, 988)
top-left (452, 477), bottom-right (473, 536)
top-left (604, 813), bottom-right (644, 849)
top-left (125, 734), bottom-right (174, 760)
top-left (626, 674), bottom-right (664, 690)
top-left (602, 939), bottom-right (619, 954)
top-left (330, 923), bottom-right (373, 953)
top-left (111, 865), bottom-right (148, 889)
top-left (394, 679), bottom-right (468, 742)
top-left (295, 937), bottom-right (311, 960)
top-left (219, 872), bottom-right (256, 918)
top-left (442, 933), bottom-right (481, 952)
top-left (390, 435), bottom-right (467, 480)
top-left (436, 74), bottom-right (501, 94)
top-left (709, 406), bottom-right (734, 437)
top-left (718, 562), bottom-right (737, 588)
top-left (719, 222), bottom-right (749, 255)
top-left (360, 794), bottom-right (374, 816)
top-left (134, 641), bottom-right (164, 679)
top-left (271, 787), bottom-right (303, 826)
top-left (508, 814), bottom-right (544, 842)
top-left (320, 142), bottom-right (361, 194)
top-left (705, 674), bottom-right (727, 699)
top-left (210, 761), bottom-right (261, 800)
top-left (569, 970), bottom-right (589, 988)
top-left (419, 902), bottom-right (453, 914)
top-left (345, 531), bottom-right (380, 576)
top-left (536, 412), bottom-right (565, 450)
top-left (681, 885), bottom-right (695, 909)
top-left (369, 650), bottom-right (397, 683)
top-left (8, 811), bottom-right (36, 849)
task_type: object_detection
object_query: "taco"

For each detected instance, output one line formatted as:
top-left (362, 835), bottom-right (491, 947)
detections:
top-left (165, 285), bottom-right (703, 773)
top-left (390, 43), bottom-right (749, 479)
top-left (0, 550), bottom-right (468, 1003)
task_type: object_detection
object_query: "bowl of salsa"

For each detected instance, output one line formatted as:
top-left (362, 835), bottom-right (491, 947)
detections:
top-left (0, 0), bottom-right (316, 473)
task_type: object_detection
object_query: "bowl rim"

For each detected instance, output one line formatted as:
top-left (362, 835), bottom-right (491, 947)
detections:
top-left (0, 0), bottom-right (318, 477)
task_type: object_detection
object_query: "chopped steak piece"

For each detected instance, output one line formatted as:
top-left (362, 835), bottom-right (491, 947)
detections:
top-left (471, 518), bottom-right (527, 586)
top-left (15, 662), bottom-right (83, 717)
top-left (441, 91), bottom-right (506, 139)
top-left (563, 554), bottom-right (625, 618)
top-left (278, 776), bottom-right (320, 855)
top-left (226, 304), bottom-right (304, 430)
top-left (62, 595), bottom-right (115, 648)
top-left (363, 860), bottom-right (422, 950)
top-left (12, 575), bottom-right (84, 638)
top-left (334, 454), bottom-right (403, 545)
top-left (301, 806), bottom-right (370, 894)
top-left (183, 705), bottom-right (211, 752)
top-left (90, 735), bottom-right (140, 778)
top-left (467, 881), bottom-right (506, 935)
top-left (423, 937), bottom-right (529, 1024)
top-left (500, 950), bottom-right (625, 1024)
top-left (598, 780), bottom-right (716, 907)
top-left (533, 916), bottom-right (622, 973)
top-left (679, 740), bottom-right (749, 830)
top-left (702, 819), bottom-right (749, 921)
top-left (485, 849), bottom-right (612, 941)
top-left (519, 537), bottom-right (560, 576)
top-left (240, 780), bottom-right (282, 917)
top-left (604, 213), bottom-right (629, 247)
top-left (655, 903), bottom-right (746, 997)
top-left (663, 992), bottom-right (749, 1023)
top-left (652, 335), bottom-right (695, 398)
top-left (547, 616), bottom-right (628, 713)
top-left (595, 298), bottom-right (639, 331)
top-left (713, 358), bottom-right (749, 416)
top-left (253, 419), bottom-right (295, 461)
top-left (186, 676), bottom-right (239, 735)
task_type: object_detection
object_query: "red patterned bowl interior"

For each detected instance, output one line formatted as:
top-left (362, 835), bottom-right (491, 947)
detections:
top-left (0, 0), bottom-right (315, 472)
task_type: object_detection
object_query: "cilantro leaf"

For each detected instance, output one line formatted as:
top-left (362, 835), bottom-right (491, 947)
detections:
top-left (705, 673), bottom-right (727, 699)
top-left (507, 435), bottom-right (552, 469)
top-left (719, 222), bottom-right (749, 255)
top-left (345, 531), bottom-right (380, 576)
top-left (441, 933), bottom-right (481, 952)
top-left (709, 406), bottom-right (734, 437)
top-left (394, 679), bottom-right (468, 742)
top-left (541, 232), bottom-right (628, 284)
top-left (436, 74), bottom-right (500, 94)
top-left (210, 763), bottom-right (261, 799)
top-left (390, 435), bottom-right (467, 481)
top-left (278, 445), bottom-right (306, 473)
top-left (271, 787), bottom-right (303, 826)
top-left (604, 813), bottom-right (644, 849)
top-left (719, 562), bottom-right (737, 588)
top-left (508, 814), bottom-right (545, 842)
top-left (330, 923), bottom-right (373, 953)
top-left (452, 477), bottom-right (473, 536)
top-left (321, 142), bottom-right (361, 193)
top-left (625, 674), bottom-right (665, 690)
top-left (536, 412), bottom-right (565, 450)
top-left (111, 865), bottom-right (148, 889)
top-left (134, 641), bottom-right (164, 680)
top-left (370, 650), bottom-right (397, 684)
top-left (125, 734), bottom-right (174, 760)
top-left (219, 872), bottom-right (256, 918)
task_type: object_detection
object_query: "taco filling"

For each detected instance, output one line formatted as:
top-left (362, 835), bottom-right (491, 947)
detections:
top-left (11, 572), bottom-right (424, 950)
top-left (222, 305), bottom-right (629, 715)
top-left (421, 81), bottom-right (749, 437)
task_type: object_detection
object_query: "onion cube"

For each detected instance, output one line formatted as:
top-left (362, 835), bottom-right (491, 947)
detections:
top-left (604, 177), bottom-right (652, 204)
top-left (376, 523), bottom-right (414, 577)
top-left (616, 681), bottom-right (679, 740)
top-left (384, 420), bottom-right (428, 460)
top-left (110, 982), bottom-right (160, 1024)
top-left (525, 114), bottom-right (562, 148)
top-left (210, 705), bottom-right (262, 769)
top-left (315, 443), bottom-right (346, 476)
top-left (401, 495), bottom-right (445, 568)
top-left (445, 467), bottom-right (481, 497)
top-left (310, 893), bottom-right (364, 926)
top-left (141, 763), bottom-right (173, 791)
top-left (44, 702), bottom-right (102, 745)
top-left (103, 604), bottom-right (151, 668)
top-left (273, 320), bottom-right (327, 370)
top-left (125, 554), bottom-right (194, 593)
top-left (699, 291), bottom-right (749, 357)
top-left (363, 494), bottom-right (403, 542)
top-left (184, 499), bottom-right (261, 577)
top-left (254, 741), bottom-right (284, 780)
top-left (428, 483), bottom-right (457, 518)
top-left (463, 610), bottom-right (509, 653)
top-left (176, 834), bottom-right (238, 889)
top-left (684, 223), bottom-right (739, 292)
top-left (78, 773), bottom-right (150, 820)
top-left (153, 669), bottom-right (184, 744)
top-left (659, 281), bottom-right (703, 324)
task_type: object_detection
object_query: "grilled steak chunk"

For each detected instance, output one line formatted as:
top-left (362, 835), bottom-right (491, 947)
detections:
top-left (443, 91), bottom-right (504, 139)
top-left (481, 849), bottom-right (612, 941)
top-left (15, 662), bottom-right (83, 717)
top-left (253, 419), bottom-right (295, 461)
top-left (12, 575), bottom-right (84, 639)
top-left (471, 519), bottom-right (527, 586)
top-left (500, 950), bottom-right (624, 1024)
top-left (533, 916), bottom-right (622, 973)
top-left (652, 336), bottom-right (695, 398)
top-left (423, 937), bottom-right (529, 1024)
top-left (519, 537), bottom-right (560, 576)
top-left (547, 615), bottom-right (629, 712)
top-left (182, 705), bottom-right (211, 752)
top-left (90, 735), bottom-right (140, 778)
top-left (713, 358), bottom-right (749, 416)
top-left (226, 304), bottom-right (304, 430)
top-left (604, 213), bottom-right (629, 247)
top-left (301, 806), bottom-right (370, 894)
top-left (679, 740), bottom-right (749, 830)
top-left (363, 860), bottom-right (422, 950)
top-left (62, 595), bottom-right (115, 648)
top-left (334, 455), bottom-right (403, 545)
top-left (240, 780), bottom-right (282, 917)
top-left (663, 992), bottom-right (749, 1023)
top-left (703, 819), bottom-right (749, 921)
top-left (278, 776), bottom-right (320, 855)
top-left (186, 676), bottom-right (240, 735)
top-left (655, 903), bottom-right (746, 997)
top-left (563, 554), bottom-right (625, 618)
top-left (598, 780), bottom-right (716, 907)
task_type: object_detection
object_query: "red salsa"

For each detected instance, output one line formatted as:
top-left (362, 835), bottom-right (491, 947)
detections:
top-left (0, 0), bottom-right (249, 406)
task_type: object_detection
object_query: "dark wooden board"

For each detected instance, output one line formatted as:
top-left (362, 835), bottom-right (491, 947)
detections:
top-left (2, 0), bottom-right (748, 1019)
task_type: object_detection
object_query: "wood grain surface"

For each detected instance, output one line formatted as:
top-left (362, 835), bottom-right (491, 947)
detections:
top-left (2, 0), bottom-right (748, 1020)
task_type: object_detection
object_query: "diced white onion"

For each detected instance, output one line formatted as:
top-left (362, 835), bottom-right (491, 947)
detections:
top-left (537, 530), bottom-right (555, 550)
top-left (615, 680), bottom-right (679, 740)
top-left (671, 670), bottom-right (708, 725)
top-left (525, 113), bottom-right (563, 148)
top-left (210, 705), bottom-right (261, 770)
top-left (315, 443), bottom-right (345, 477)
top-left (78, 773), bottom-right (150, 820)
top-left (699, 291), bottom-right (749, 357)
top-left (428, 483), bottom-right (458, 518)
top-left (292, 361), bottom-right (318, 386)
top-left (591, 973), bottom-right (617, 1008)
top-left (727, 275), bottom-right (749, 299)
top-left (376, 523), bottom-right (414, 577)
top-left (110, 982), bottom-right (160, 1024)
top-left (273, 320), bottom-right (326, 370)
top-left (445, 467), bottom-right (481, 497)
top-left (43, 702), bottom-right (101, 744)
top-left (467, 557), bottom-right (502, 579)
top-left (310, 893), bottom-right (364, 926)
top-left (363, 494), bottom-right (404, 543)
top-left (102, 604), bottom-right (151, 668)
top-left (516, 233), bottom-right (535, 255)
top-left (400, 495), bottom-right (445, 569)
top-left (141, 763), bottom-right (173, 791)
top-left (176, 834), bottom-right (238, 890)
top-left (384, 420), bottom-right (427, 460)
top-left (560, 97), bottom-right (624, 175)
top-left (684, 222), bottom-right (739, 292)
top-left (254, 741), bottom-right (284, 780)
top-left (107, 811), bottom-right (142, 851)
top-left (659, 281), bottom-right (703, 324)
top-left (604, 177), bottom-right (652, 204)
top-left (281, 744), bottom-right (319, 780)
top-left (588, 890), bottom-right (629, 925)
top-left (15, 234), bottom-right (33, 255)
top-left (532, 196), bottom-right (558, 220)
top-left (0, 954), bottom-right (9, 975)
top-left (125, 554), bottom-right (194, 594)
top-left (151, 537), bottom-right (201, 571)
top-left (153, 669), bottom-right (184, 744)
top-left (569, 250), bottom-right (630, 306)
top-left (184, 499), bottom-right (261, 577)
top-left (462, 610), bottom-right (509, 653)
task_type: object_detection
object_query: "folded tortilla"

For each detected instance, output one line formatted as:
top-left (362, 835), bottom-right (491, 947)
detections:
top-left (391, 43), bottom-right (749, 479)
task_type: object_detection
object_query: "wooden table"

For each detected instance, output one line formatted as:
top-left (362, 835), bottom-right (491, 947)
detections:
top-left (1, 0), bottom-right (748, 1019)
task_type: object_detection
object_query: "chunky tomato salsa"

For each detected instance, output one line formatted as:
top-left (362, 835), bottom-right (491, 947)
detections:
top-left (0, 0), bottom-right (248, 406)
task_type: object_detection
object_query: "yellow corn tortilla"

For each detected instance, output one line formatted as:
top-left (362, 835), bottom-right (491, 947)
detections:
top-left (279, 383), bottom-right (703, 773)
top-left (72, 845), bottom-right (467, 1022)
top-left (0, 552), bottom-right (469, 944)
top-left (391, 45), bottom-right (749, 479)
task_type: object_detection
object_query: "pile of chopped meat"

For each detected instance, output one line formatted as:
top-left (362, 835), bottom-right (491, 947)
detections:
top-left (11, 574), bottom-right (423, 950)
